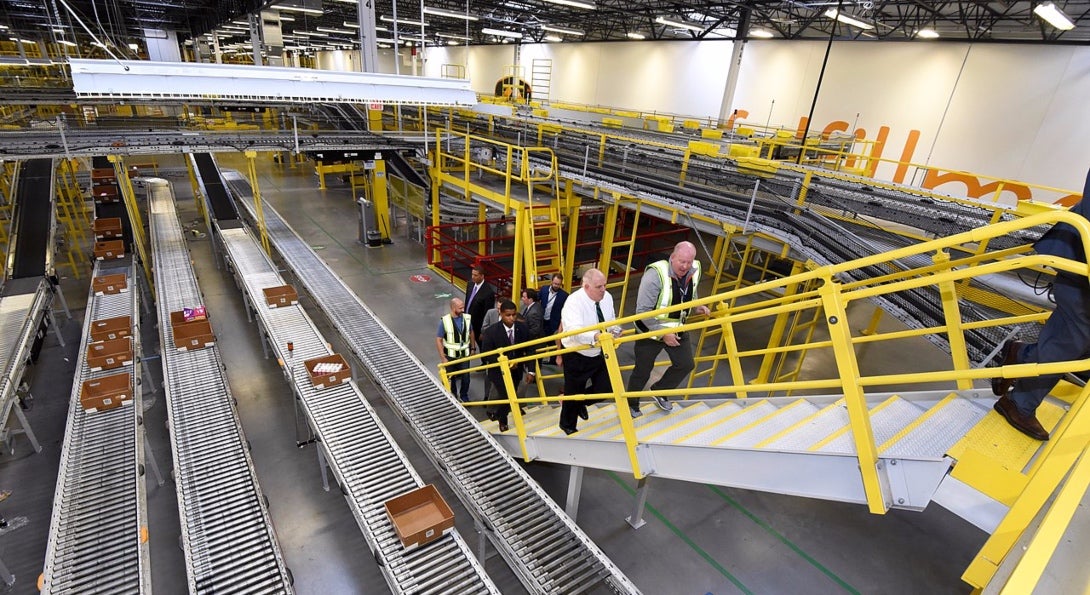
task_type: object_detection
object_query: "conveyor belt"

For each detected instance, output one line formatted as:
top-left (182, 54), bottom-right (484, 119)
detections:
top-left (0, 278), bottom-right (53, 440)
top-left (41, 259), bottom-right (149, 594)
top-left (5, 158), bottom-right (55, 280)
top-left (146, 178), bottom-right (292, 594)
top-left (225, 173), bottom-right (639, 595)
top-left (212, 222), bottom-right (497, 595)
top-left (191, 154), bottom-right (243, 224)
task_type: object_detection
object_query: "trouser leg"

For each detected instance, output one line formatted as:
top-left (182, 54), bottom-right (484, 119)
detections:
top-left (650, 333), bottom-right (696, 393)
top-left (627, 338), bottom-right (664, 410)
top-left (1012, 278), bottom-right (1090, 415)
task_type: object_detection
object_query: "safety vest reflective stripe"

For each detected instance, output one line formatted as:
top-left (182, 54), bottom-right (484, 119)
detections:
top-left (442, 313), bottom-right (471, 357)
top-left (649, 259), bottom-right (701, 331)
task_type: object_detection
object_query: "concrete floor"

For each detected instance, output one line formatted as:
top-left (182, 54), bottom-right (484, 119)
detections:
top-left (0, 152), bottom-right (986, 594)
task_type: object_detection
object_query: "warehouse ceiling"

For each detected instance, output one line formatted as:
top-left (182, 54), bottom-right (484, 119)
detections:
top-left (9, 0), bottom-right (1090, 56)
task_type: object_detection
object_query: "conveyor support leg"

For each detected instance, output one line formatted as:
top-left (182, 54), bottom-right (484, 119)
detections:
top-left (0, 553), bottom-right (13, 586)
top-left (317, 446), bottom-right (330, 492)
top-left (46, 310), bottom-right (65, 348)
top-left (625, 477), bottom-right (650, 529)
top-left (565, 465), bottom-right (584, 521)
top-left (12, 403), bottom-right (40, 454)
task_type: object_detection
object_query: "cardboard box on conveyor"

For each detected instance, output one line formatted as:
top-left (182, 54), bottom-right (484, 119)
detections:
top-left (92, 184), bottom-right (119, 203)
top-left (92, 217), bottom-right (123, 241)
top-left (302, 353), bottom-right (350, 389)
top-left (262, 284), bottom-right (299, 308)
top-left (93, 240), bottom-right (125, 260)
top-left (170, 307), bottom-right (214, 351)
top-left (80, 372), bottom-right (132, 412)
top-left (90, 315), bottom-right (132, 343)
top-left (384, 484), bottom-right (455, 550)
top-left (87, 337), bottom-right (133, 372)
top-left (91, 273), bottom-right (128, 296)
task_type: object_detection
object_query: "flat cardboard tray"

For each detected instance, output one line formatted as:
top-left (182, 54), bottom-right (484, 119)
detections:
top-left (302, 353), bottom-right (351, 389)
top-left (91, 273), bottom-right (128, 296)
top-left (92, 217), bottom-right (123, 240)
top-left (87, 337), bottom-right (133, 371)
top-left (90, 315), bottom-right (132, 342)
top-left (94, 240), bottom-right (125, 260)
top-left (384, 484), bottom-right (455, 550)
top-left (262, 284), bottom-right (299, 308)
top-left (80, 372), bottom-right (131, 412)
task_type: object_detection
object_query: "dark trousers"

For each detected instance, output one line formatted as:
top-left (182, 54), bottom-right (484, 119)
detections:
top-left (626, 334), bottom-right (695, 410)
top-left (448, 360), bottom-right (471, 402)
top-left (1012, 275), bottom-right (1090, 415)
top-left (488, 366), bottom-right (523, 423)
top-left (560, 352), bottom-right (610, 430)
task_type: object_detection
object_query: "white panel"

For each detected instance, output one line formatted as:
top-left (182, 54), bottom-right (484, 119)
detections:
top-left (142, 29), bottom-right (181, 63)
top-left (69, 59), bottom-right (476, 106)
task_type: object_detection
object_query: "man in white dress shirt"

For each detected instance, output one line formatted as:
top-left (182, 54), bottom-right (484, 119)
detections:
top-left (558, 268), bottom-right (619, 435)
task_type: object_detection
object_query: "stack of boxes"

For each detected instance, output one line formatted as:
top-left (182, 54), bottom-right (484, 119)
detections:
top-left (80, 276), bottom-right (134, 412)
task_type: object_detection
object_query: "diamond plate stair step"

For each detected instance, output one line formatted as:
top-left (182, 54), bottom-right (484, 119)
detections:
top-left (481, 404), bottom-right (551, 434)
top-left (714, 400), bottom-right (821, 447)
top-left (757, 399), bottom-right (849, 451)
top-left (590, 402), bottom-right (709, 441)
top-left (815, 395), bottom-right (925, 454)
top-left (535, 402), bottom-right (612, 437)
top-left (881, 394), bottom-right (990, 458)
top-left (645, 401), bottom-right (742, 445)
top-left (674, 400), bottom-right (779, 446)
top-left (520, 405), bottom-right (563, 433)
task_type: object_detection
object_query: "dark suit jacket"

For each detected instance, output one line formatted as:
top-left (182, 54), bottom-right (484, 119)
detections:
top-left (465, 281), bottom-right (496, 340)
top-left (520, 301), bottom-right (544, 340)
top-left (480, 320), bottom-right (530, 385)
top-left (538, 285), bottom-right (568, 335)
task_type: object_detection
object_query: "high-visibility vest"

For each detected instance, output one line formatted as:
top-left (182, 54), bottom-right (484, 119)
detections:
top-left (648, 259), bottom-right (701, 336)
top-left (441, 313), bottom-right (472, 358)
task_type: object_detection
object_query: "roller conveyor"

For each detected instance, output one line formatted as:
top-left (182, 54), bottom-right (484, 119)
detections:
top-left (41, 259), bottom-right (149, 594)
top-left (146, 178), bottom-right (292, 594)
top-left (212, 221), bottom-right (497, 594)
top-left (0, 279), bottom-right (53, 444)
top-left (224, 173), bottom-right (639, 594)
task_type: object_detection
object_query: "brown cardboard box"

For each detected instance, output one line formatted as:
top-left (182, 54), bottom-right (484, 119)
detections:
top-left (92, 184), bottom-right (119, 203)
top-left (384, 485), bottom-right (455, 550)
top-left (302, 354), bottom-right (351, 389)
top-left (91, 273), bottom-right (128, 295)
top-left (172, 319), bottom-right (214, 351)
top-left (94, 240), bottom-right (125, 260)
top-left (93, 217), bottom-right (123, 240)
top-left (90, 167), bottom-right (116, 181)
top-left (90, 316), bottom-right (132, 342)
top-left (86, 338), bottom-right (133, 371)
top-left (169, 308), bottom-right (207, 326)
top-left (80, 372), bottom-right (131, 412)
top-left (262, 284), bottom-right (299, 308)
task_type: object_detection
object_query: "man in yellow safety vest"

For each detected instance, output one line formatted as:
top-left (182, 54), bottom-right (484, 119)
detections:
top-left (436, 297), bottom-right (474, 402)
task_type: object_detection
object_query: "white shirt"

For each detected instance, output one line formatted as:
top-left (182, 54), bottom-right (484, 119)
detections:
top-left (560, 287), bottom-right (616, 357)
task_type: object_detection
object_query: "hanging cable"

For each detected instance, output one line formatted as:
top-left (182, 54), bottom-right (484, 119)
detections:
top-left (795, 0), bottom-right (843, 165)
top-left (56, 0), bottom-right (130, 70)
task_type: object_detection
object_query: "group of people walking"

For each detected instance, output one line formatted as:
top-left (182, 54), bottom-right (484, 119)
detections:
top-left (437, 241), bottom-right (708, 435)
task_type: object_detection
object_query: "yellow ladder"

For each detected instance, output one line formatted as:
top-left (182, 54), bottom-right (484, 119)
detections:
top-left (530, 59), bottom-right (552, 105)
top-left (53, 159), bottom-right (89, 278)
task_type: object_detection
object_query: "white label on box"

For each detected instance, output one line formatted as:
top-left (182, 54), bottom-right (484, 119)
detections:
top-left (426, 529), bottom-right (434, 538)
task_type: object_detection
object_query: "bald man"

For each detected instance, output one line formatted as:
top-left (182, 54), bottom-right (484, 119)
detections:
top-left (436, 297), bottom-right (473, 402)
top-left (558, 268), bottom-right (620, 434)
top-left (627, 241), bottom-right (709, 417)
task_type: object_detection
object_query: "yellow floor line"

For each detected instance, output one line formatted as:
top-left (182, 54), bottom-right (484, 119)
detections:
top-left (674, 400), bottom-right (768, 443)
top-left (710, 400), bottom-right (806, 446)
top-left (755, 399), bottom-right (844, 448)
top-left (877, 392), bottom-right (958, 453)
top-left (809, 395), bottom-right (902, 451)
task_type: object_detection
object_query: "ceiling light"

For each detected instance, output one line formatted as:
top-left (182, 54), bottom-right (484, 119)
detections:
top-left (437, 32), bottom-right (471, 40)
top-left (482, 27), bottom-right (522, 38)
top-left (423, 7), bottom-right (478, 21)
top-left (447, 40), bottom-right (459, 45)
top-left (544, 35), bottom-right (562, 42)
top-left (823, 9), bottom-right (874, 30)
top-left (655, 17), bottom-right (704, 33)
top-left (542, 25), bottom-right (583, 36)
top-left (279, 14), bottom-right (295, 21)
top-left (381, 15), bottom-right (426, 27)
top-left (317, 27), bottom-right (353, 34)
top-left (749, 28), bottom-right (774, 38)
top-left (128, 43), bottom-right (139, 51)
top-left (277, 5), bottom-right (323, 15)
top-left (1034, 2), bottom-right (1076, 30)
top-left (58, 39), bottom-right (77, 47)
top-left (541, 0), bottom-right (596, 10)
top-left (915, 28), bottom-right (939, 38)
top-left (626, 32), bottom-right (646, 39)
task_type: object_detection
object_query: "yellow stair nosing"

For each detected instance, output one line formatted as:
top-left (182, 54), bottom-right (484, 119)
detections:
top-left (755, 399), bottom-right (845, 448)
top-left (673, 400), bottom-right (765, 443)
top-left (808, 394), bottom-right (903, 452)
top-left (877, 392), bottom-right (959, 453)
top-left (710, 399), bottom-right (807, 446)
top-left (644, 401), bottom-right (738, 441)
top-left (585, 405), bottom-right (649, 438)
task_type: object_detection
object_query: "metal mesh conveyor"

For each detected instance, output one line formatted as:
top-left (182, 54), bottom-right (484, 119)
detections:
top-left (0, 279), bottom-right (52, 440)
top-left (225, 174), bottom-right (639, 595)
top-left (146, 179), bottom-right (292, 594)
top-left (213, 222), bottom-right (497, 595)
top-left (41, 260), bottom-right (149, 594)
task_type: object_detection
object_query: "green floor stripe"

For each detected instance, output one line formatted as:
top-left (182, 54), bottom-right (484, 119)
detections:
top-left (706, 485), bottom-right (860, 594)
top-left (607, 472), bottom-right (752, 595)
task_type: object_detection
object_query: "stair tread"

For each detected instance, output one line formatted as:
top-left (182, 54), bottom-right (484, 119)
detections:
top-left (645, 402), bottom-right (742, 444)
top-left (588, 402), bottom-right (709, 440)
top-left (882, 396), bottom-right (989, 458)
top-left (674, 401), bottom-right (778, 446)
top-left (817, 396), bottom-right (924, 454)
top-left (760, 401), bottom-right (849, 451)
top-left (717, 401), bottom-right (821, 447)
top-left (948, 400), bottom-right (1066, 471)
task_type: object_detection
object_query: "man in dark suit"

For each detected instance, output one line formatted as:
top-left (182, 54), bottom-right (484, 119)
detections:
top-left (519, 287), bottom-right (545, 340)
top-left (465, 265), bottom-right (496, 351)
top-left (480, 299), bottom-right (531, 432)
top-left (538, 273), bottom-right (568, 363)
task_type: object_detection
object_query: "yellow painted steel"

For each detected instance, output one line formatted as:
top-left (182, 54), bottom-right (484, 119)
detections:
top-left (108, 155), bottom-right (153, 297)
top-left (933, 251), bottom-right (974, 390)
top-left (601, 333), bottom-right (645, 477)
top-left (53, 159), bottom-right (87, 278)
top-left (644, 401), bottom-right (738, 442)
top-left (710, 399), bottom-right (807, 446)
top-left (244, 151), bottom-right (271, 256)
top-left (949, 401), bottom-right (1066, 479)
top-left (755, 399), bottom-right (845, 448)
top-left (369, 157), bottom-right (391, 243)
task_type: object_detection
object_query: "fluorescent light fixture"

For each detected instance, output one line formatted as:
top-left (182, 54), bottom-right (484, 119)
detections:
top-left (544, 35), bottom-right (562, 42)
top-left (58, 39), bottom-right (77, 47)
top-left (128, 43), bottom-right (139, 51)
top-left (423, 7), bottom-right (478, 21)
top-left (278, 5), bottom-right (323, 15)
top-left (380, 15), bottom-right (426, 27)
top-left (294, 31), bottom-right (327, 37)
top-left (915, 28), bottom-right (939, 38)
top-left (1034, 2), bottom-right (1076, 30)
top-left (749, 28), bottom-right (774, 38)
top-left (823, 9), bottom-right (874, 30)
top-left (655, 16), bottom-right (704, 32)
top-left (91, 41), bottom-right (107, 47)
top-left (626, 32), bottom-right (646, 39)
top-left (317, 27), bottom-right (353, 34)
top-left (541, 0), bottom-right (596, 9)
top-left (437, 32), bottom-right (471, 40)
top-left (482, 27), bottom-right (523, 38)
top-left (542, 25), bottom-right (584, 35)
top-left (447, 40), bottom-right (459, 45)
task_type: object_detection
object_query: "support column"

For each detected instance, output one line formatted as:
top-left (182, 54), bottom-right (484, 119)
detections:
top-left (356, 0), bottom-right (379, 73)
top-left (565, 465), bottom-right (584, 521)
top-left (626, 477), bottom-right (651, 529)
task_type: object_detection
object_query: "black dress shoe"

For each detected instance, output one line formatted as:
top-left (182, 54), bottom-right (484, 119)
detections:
top-left (560, 425), bottom-right (577, 435)
top-left (498, 421), bottom-right (509, 432)
top-left (994, 395), bottom-right (1049, 440)
top-left (578, 405), bottom-right (589, 420)
top-left (991, 340), bottom-right (1025, 396)
top-left (487, 410), bottom-right (497, 422)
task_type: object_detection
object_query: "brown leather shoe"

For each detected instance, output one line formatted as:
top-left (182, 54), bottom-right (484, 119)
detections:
top-left (991, 340), bottom-right (1025, 396)
top-left (994, 395), bottom-right (1049, 441)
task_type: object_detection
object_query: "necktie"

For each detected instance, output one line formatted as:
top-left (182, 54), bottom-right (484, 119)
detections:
top-left (507, 327), bottom-right (514, 344)
top-left (467, 284), bottom-right (477, 307)
top-left (595, 301), bottom-right (605, 323)
top-left (545, 291), bottom-right (556, 318)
